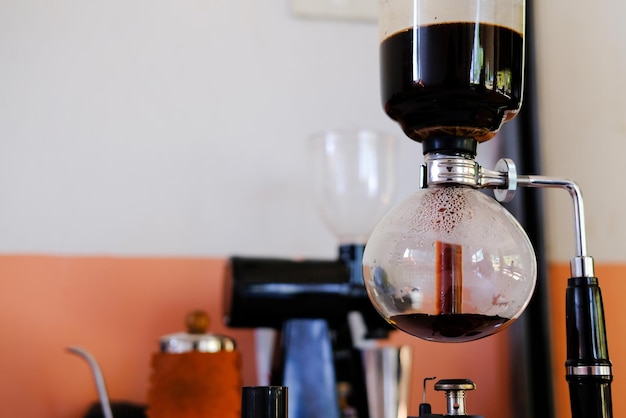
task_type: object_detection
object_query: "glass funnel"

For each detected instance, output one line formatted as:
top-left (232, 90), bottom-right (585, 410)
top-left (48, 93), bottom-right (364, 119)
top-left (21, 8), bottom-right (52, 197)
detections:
top-left (310, 129), bottom-right (396, 245)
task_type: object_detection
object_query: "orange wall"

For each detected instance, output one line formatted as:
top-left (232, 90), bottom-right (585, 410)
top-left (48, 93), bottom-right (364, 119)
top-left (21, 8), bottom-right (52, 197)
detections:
top-left (0, 256), bottom-right (256, 417)
top-left (0, 255), bottom-right (515, 418)
top-left (3, 255), bottom-right (624, 417)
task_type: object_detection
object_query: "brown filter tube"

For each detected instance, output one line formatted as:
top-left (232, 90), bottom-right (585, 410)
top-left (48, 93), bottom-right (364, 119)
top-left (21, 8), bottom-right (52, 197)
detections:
top-left (435, 241), bottom-right (463, 314)
top-left (146, 350), bottom-right (242, 418)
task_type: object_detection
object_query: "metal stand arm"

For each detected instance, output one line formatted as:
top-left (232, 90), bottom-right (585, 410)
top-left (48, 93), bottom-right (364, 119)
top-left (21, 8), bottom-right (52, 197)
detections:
top-left (422, 154), bottom-right (614, 418)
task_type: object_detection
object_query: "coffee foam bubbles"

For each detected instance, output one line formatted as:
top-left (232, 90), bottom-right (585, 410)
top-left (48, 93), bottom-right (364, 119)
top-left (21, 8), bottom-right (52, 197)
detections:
top-left (410, 187), bottom-right (468, 236)
top-left (379, 0), bottom-right (525, 40)
top-left (379, 186), bottom-right (530, 254)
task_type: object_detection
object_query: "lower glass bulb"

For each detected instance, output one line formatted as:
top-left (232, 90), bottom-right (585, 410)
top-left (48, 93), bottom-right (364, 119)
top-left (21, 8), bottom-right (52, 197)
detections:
top-left (362, 185), bottom-right (537, 342)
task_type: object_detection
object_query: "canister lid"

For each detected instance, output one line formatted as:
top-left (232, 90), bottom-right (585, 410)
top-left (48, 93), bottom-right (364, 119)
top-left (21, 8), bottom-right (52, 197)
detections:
top-left (159, 310), bottom-right (236, 353)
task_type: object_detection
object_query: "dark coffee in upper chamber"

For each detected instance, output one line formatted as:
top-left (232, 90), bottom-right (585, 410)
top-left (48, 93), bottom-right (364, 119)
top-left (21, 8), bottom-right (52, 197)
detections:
top-left (380, 22), bottom-right (524, 143)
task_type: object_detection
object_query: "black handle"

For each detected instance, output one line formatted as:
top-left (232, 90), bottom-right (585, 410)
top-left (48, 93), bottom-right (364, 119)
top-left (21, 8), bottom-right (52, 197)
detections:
top-left (224, 256), bottom-right (351, 328)
top-left (223, 246), bottom-right (392, 337)
top-left (565, 276), bottom-right (613, 418)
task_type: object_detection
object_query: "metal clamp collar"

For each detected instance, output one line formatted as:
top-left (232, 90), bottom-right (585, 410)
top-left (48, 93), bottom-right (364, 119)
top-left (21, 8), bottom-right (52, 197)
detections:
top-left (566, 365), bottom-right (612, 377)
top-left (421, 154), bottom-right (512, 193)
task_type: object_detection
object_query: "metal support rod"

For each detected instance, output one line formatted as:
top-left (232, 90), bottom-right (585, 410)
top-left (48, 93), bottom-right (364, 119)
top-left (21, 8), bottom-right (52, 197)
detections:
top-left (515, 175), bottom-right (594, 278)
top-left (422, 154), bottom-right (594, 278)
top-left (510, 174), bottom-right (612, 418)
top-left (422, 153), bottom-right (613, 417)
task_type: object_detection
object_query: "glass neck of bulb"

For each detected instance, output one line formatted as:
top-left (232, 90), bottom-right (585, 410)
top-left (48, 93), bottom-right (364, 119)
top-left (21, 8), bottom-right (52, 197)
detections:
top-left (421, 137), bottom-right (478, 157)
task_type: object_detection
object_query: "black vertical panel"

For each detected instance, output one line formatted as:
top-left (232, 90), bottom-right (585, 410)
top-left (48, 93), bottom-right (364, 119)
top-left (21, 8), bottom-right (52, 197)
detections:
top-left (496, 0), bottom-right (556, 416)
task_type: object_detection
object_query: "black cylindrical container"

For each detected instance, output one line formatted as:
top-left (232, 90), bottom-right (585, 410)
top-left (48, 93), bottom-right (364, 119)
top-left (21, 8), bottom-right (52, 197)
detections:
top-left (242, 387), bottom-right (288, 418)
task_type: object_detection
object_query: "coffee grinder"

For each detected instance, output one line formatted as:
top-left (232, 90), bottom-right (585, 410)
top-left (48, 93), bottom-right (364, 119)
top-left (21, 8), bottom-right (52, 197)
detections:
top-left (362, 0), bottom-right (613, 417)
top-left (224, 130), bottom-right (411, 418)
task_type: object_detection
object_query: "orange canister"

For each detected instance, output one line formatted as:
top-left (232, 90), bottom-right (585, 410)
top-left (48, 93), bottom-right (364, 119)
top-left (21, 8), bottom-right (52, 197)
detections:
top-left (146, 310), bottom-right (242, 418)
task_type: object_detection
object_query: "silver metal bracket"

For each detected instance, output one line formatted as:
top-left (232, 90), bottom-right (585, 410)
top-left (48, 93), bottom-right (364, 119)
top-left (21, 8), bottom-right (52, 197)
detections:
top-left (421, 152), bottom-right (595, 278)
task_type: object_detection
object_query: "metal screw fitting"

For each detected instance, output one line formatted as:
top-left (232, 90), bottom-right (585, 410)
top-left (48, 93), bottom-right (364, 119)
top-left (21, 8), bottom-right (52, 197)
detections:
top-left (434, 379), bottom-right (476, 416)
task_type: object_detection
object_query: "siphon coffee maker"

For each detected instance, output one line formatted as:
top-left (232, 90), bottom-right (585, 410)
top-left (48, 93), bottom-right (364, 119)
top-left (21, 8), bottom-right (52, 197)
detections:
top-left (362, 0), bottom-right (613, 417)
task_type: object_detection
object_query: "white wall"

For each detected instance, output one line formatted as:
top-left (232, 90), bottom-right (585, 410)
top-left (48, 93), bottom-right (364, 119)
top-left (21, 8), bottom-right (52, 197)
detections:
top-left (3, 0), bottom-right (621, 264)
top-left (0, 0), bottom-right (422, 259)
top-left (534, 0), bottom-right (626, 262)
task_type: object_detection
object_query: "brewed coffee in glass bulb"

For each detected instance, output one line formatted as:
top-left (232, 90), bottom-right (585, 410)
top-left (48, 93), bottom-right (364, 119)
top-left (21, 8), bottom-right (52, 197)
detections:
top-left (363, 0), bottom-right (535, 342)
top-left (363, 186), bottom-right (536, 342)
